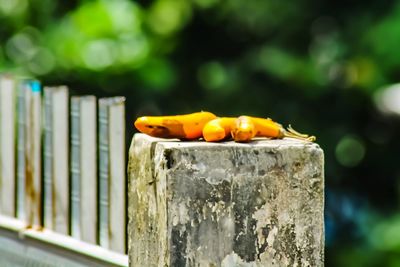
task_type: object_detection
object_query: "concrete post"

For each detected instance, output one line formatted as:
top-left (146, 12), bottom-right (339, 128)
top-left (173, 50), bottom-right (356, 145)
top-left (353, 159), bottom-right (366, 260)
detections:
top-left (128, 133), bottom-right (324, 266)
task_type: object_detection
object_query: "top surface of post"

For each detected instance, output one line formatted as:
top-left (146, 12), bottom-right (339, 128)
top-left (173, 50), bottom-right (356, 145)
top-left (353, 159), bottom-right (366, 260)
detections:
top-left (128, 133), bottom-right (324, 267)
top-left (131, 133), bottom-right (321, 149)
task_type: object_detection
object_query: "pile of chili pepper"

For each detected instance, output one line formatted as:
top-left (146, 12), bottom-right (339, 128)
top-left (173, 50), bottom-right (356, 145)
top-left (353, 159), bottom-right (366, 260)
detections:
top-left (134, 111), bottom-right (315, 142)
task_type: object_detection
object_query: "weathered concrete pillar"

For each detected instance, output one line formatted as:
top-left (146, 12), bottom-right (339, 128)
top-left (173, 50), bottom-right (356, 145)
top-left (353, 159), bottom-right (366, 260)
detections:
top-left (128, 133), bottom-right (324, 267)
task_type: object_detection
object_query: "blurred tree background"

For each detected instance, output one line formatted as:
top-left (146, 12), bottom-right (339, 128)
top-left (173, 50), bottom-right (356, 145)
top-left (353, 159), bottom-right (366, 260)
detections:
top-left (1, 0), bottom-right (400, 265)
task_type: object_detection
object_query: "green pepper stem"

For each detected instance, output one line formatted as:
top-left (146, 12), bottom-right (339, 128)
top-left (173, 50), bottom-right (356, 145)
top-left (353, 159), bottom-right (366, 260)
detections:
top-left (284, 125), bottom-right (316, 142)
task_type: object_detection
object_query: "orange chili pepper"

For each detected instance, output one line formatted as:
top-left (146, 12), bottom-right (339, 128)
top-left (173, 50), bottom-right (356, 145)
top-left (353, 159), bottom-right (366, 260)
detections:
top-left (134, 111), bottom-right (217, 140)
top-left (202, 117), bottom-right (236, 142)
top-left (231, 116), bottom-right (257, 142)
top-left (249, 116), bottom-right (283, 139)
top-left (249, 116), bottom-right (316, 141)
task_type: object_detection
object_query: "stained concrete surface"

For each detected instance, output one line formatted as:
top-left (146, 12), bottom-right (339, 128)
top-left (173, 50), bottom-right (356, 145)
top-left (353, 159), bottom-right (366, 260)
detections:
top-left (128, 134), bottom-right (324, 267)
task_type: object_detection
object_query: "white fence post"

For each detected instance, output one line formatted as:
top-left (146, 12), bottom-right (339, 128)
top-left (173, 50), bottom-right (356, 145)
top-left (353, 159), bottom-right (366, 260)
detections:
top-left (99, 97), bottom-right (126, 253)
top-left (108, 97), bottom-right (126, 254)
top-left (70, 96), bottom-right (97, 244)
top-left (43, 87), bottom-right (53, 229)
top-left (16, 81), bottom-right (27, 222)
top-left (30, 81), bottom-right (42, 228)
top-left (16, 80), bottom-right (42, 228)
top-left (0, 75), bottom-right (16, 217)
top-left (43, 86), bottom-right (69, 234)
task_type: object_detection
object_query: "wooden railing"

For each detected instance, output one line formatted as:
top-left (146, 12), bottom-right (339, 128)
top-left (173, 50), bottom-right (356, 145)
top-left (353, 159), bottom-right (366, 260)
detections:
top-left (0, 74), bottom-right (127, 266)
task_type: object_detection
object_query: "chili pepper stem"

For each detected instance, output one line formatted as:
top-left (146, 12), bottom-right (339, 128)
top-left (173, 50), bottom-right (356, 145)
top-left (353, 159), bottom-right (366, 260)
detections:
top-left (284, 125), bottom-right (316, 142)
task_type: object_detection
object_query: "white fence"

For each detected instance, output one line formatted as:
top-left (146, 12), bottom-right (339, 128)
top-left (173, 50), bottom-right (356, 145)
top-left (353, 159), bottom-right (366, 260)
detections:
top-left (0, 74), bottom-right (127, 265)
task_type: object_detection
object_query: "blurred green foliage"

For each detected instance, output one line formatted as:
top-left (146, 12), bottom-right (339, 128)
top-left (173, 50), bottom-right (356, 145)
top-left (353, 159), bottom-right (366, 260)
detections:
top-left (2, 0), bottom-right (400, 265)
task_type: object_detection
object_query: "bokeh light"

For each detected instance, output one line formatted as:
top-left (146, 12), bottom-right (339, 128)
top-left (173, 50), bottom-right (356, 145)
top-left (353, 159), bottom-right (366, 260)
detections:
top-left (147, 0), bottom-right (192, 36)
top-left (197, 61), bottom-right (228, 91)
top-left (335, 135), bottom-right (366, 167)
top-left (0, 0), bottom-right (27, 16)
top-left (375, 83), bottom-right (400, 116)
